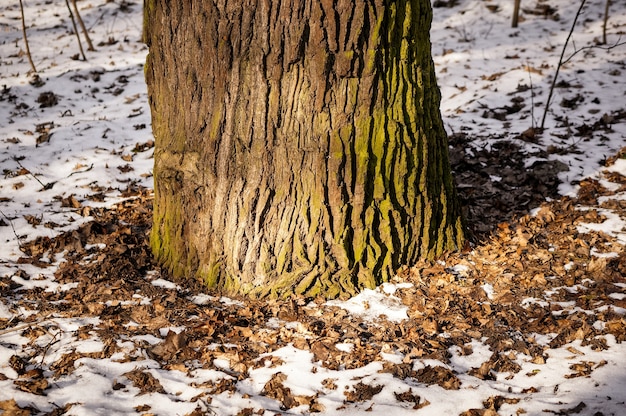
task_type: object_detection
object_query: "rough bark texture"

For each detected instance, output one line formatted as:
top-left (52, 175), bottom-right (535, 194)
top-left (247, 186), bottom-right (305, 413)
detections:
top-left (144, 0), bottom-right (464, 299)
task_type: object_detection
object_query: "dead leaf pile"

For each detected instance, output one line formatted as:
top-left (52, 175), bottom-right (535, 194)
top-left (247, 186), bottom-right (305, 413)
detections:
top-left (1, 145), bottom-right (625, 415)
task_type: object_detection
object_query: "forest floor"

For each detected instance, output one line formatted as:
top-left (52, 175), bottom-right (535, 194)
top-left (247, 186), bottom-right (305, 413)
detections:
top-left (1, 0), bottom-right (626, 415)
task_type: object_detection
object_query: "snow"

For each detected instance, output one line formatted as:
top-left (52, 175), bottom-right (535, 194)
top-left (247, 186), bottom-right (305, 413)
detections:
top-left (150, 278), bottom-right (181, 290)
top-left (577, 209), bottom-right (626, 245)
top-left (481, 283), bottom-right (495, 300)
top-left (326, 283), bottom-right (411, 322)
top-left (0, 302), bottom-right (12, 320)
top-left (1, 0), bottom-right (626, 415)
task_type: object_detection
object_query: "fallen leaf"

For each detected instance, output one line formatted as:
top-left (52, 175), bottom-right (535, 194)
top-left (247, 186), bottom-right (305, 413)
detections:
top-left (123, 368), bottom-right (165, 395)
top-left (344, 381), bottom-right (383, 403)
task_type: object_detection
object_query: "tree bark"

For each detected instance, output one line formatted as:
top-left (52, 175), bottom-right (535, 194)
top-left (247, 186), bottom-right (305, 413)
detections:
top-left (144, 0), bottom-right (464, 299)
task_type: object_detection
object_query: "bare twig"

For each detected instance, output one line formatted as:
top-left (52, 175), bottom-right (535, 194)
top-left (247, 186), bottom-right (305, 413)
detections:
top-left (12, 157), bottom-right (56, 190)
top-left (527, 63), bottom-right (536, 130)
top-left (540, 0), bottom-right (587, 130)
top-left (602, 0), bottom-right (611, 45)
top-left (67, 163), bottom-right (93, 177)
top-left (561, 37), bottom-right (625, 65)
top-left (512, 0), bottom-right (522, 28)
top-left (65, 0), bottom-right (87, 60)
top-left (39, 325), bottom-right (62, 366)
top-left (13, 157), bottom-right (45, 188)
top-left (0, 209), bottom-right (23, 250)
top-left (18, 0), bottom-right (37, 73)
top-left (0, 319), bottom-right (54, 336)
top-left (71, 0), bottom-right (96, 51)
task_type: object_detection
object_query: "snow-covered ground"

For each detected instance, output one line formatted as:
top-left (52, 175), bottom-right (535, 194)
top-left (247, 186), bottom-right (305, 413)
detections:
top-left (1, 0), bottom-right (625, 415)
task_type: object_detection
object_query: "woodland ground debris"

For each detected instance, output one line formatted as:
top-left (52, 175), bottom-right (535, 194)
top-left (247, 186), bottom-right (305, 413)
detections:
top-left (2, 0), bottom-right (626, 414)
top-left (1, 145), bottom-right (625, 415)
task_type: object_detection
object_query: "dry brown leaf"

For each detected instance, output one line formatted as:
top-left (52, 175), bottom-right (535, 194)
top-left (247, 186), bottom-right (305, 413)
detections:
top-left (469, 361), bottom-right (496, 381)
top-left (394, 388), bottom-right (429, 410)
top-left (123, 368), bottom-right (165, 395)
top-left (415, 365), bottom-right (461, 390)
top-left (150, 330), bottom-right (189, 361)
top-left (459, 409), bottom-right (499, 416)
top-left (310, 339), bottom-right (335, 364)
top-left (60, 194), bottom-right (82, 209)
top-left (587, 257), bottom-right (607, 273)
top-left (535, 206), bottom-right (556, 223)
top-left (321, 378), bottom-right (338, 390)
top-left (344, 381), bottom-right (383, 403)
top-left (0, 399), bottom-right (32, 416)
top-left (566, 346), bottom-right (584, 355)
top-left (14, 377), bottom-right (48, 395)
top-left (262, 372), bottom-right (315, 410)
top-left (565, 361), bottom-right (594, 378)
top-left (483, 395), bottom-right (521, 410)
top-left (421, 319), bottom-right (439, 336)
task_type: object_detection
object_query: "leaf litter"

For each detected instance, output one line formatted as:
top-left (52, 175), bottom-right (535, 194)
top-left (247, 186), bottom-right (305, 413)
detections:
top-left (2, 0), bottom-right (626, 415)
top-left (2, 154), bottom-right (625, 414)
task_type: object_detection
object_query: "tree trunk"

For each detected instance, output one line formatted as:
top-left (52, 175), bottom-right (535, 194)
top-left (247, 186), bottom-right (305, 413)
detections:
top-left (144, 0), bottom-right (464, 299)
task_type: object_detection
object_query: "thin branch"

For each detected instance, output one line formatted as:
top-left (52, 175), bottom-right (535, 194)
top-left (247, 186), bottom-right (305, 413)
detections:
top-left (527, 63), bottom-right (536, 130)
top-left (39, 325), bottom-right (62, 367)
top-left (65, 0), bottom-right (87, 61)
top-left (13, 157), bottom-right (45, 188)
top-left (12, 157), bottom-right (56, 190)
top-left (0, 209), bottom-right (23, 250)
top-left (512, 0), bottom-right (522, 28)
top-left (540, 0), bottom-right (587, 130)
top-left (602, 0), bottom-right (611, 45)
top-left (71, 0), bottom-right (96, 51)
top-left (0, 320), bottom-right (47, 336)
top-left (18, 0), bottom-right (37, 73)
top-left (561, 37), bottom-right (625, 65)
top-left (67, 163), bottom-right (93, 177)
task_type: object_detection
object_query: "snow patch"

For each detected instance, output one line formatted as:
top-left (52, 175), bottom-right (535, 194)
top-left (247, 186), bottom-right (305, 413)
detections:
top-left (481, 283), bottom-right (495, 300)
top-left (326, 284), bottom-right (409, 322)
